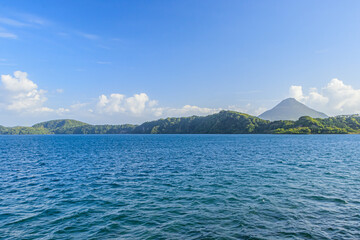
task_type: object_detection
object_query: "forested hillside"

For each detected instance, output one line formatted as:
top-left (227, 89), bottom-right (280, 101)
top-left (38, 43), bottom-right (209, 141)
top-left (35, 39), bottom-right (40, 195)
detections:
top-left (1, 111), bottom-right (360, 135)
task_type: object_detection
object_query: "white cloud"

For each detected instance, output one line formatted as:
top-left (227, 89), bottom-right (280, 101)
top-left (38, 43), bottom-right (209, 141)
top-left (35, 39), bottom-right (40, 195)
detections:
top-left (289, 86), bottom-right (305, 101)
top-left (95, 92), bottom-right (224, 119)
top-left (0, 32), bottom-right (17, 39)
top-left (0, 71), bottom-right (50, 112)
top-left (0, 58), bottom-right (16, 66)
top-left (2, 71), bottom-right (37, 92)
top-left (148, 100), bottom-right (158, 107)
top-left (289, 85), bottom-right (329, 105)
top-left (149, 105), bottom-right (221, 118)
top-left (77, 32), bottom-right (99, 40)
top-left (97, 93), bottom-right (125, 113)
top-left (289, 78), bottom-right (360, 116)
top-left (228, 104), bottom-right (267, 116)
top-left (56, 88), bottom-right (64, 93)
top-left (96, 93), bottom-right (152, 115)
top-left (166, 105), bottom-right (219, 116)
top-left (0, 17), bottom-right (27, 27)
top-left (0, 14), bottom-right (47, 42)
top-left (20, 14), bottom-right (48, 26)
top-left (308, 87), bottom-right (329, 105)
top-left (0, 71), bottom-right (271, 125)
top-left (0, 14), bottom-right (48, 29)
top-left (56, 108), bottom-right (70, 114)
top-left (70, 102), bottom-right (89, 110)
top-left (125, 93), bottom-right (149, 114)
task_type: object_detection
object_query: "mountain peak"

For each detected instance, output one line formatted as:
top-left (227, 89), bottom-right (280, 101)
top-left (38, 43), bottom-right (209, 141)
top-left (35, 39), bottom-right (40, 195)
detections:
top-left (282, 97), bottom-right (297, 102)
top-left (258, 98), bottom-right (328, 121)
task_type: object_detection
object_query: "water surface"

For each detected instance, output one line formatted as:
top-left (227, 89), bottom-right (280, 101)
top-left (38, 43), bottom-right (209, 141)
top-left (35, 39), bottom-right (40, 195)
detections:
top-left (1, 135), bottom-right (360, 239)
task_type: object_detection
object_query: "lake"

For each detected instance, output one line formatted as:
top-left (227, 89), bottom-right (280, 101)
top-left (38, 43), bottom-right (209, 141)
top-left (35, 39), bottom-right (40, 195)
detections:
top-left (1, 135), bottom-right (360, 239)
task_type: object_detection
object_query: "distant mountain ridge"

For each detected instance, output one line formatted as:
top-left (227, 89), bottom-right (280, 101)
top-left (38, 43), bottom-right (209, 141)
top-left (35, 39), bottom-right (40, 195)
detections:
top-left (258, 98), bottom-right (328, 121)
top-left (1, 109), bottom-right (360, 134)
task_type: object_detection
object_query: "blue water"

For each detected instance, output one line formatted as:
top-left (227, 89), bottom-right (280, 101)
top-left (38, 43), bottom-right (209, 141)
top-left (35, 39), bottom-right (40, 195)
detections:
top-left (1, 135), bottom-right (360, 239)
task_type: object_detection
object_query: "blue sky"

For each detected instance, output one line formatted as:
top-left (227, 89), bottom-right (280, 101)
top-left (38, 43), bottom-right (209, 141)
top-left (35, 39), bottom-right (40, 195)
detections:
top-left (1, 0), bottom-right (360, 126)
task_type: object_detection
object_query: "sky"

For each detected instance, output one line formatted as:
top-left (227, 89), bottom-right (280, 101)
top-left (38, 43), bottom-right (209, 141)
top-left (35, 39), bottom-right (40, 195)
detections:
top-left (1, 0), bottom-right (360, 126)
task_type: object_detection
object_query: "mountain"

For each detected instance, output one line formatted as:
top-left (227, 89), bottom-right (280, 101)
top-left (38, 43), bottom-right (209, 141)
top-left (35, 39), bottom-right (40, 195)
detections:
top-left (258, 98), bottom-right (328, 121)
top-left (33, 119), bottom-right (89, 130)
top-left (133, 110), bottom-right (269, 134)
top-left (33, 119), bottom-right (136, 134)
top-left (2, 110), bottom-right (360, 135)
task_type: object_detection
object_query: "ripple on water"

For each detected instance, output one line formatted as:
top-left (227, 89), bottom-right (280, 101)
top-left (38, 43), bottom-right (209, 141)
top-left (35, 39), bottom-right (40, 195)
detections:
top-left (1, 134), bottom-right (360, 239)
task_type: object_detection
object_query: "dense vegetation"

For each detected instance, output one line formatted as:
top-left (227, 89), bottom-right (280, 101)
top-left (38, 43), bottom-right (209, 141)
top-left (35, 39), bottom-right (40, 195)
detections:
top-left (1, 111), bottom-right (360, 135)
top-left (133, 111), bottom-right (269, 134)
top-left (0, 125), bottom-right (51, 135)
top-left (51, 124), bottom-right (137, 134)
top-left (33, 119), bottom-right (89, 131)
top-left (32, 119), bottom-right (136, 134)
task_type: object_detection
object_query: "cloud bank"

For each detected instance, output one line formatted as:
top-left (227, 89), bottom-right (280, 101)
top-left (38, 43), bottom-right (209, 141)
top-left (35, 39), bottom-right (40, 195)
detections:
top-left (96, 93), bottom-right (154, 115)
top-left (5, 70), bottom-right (340, 125)
top-left (0, 71), bottom-right (68, 114)
top-left (0, 71), bottom-right (228, 125)
top-left (1, 71), bottom-right (50, 112)
top-left (289, 78), bottom-right (360, 116)
top-left (94, 93), bottom-right (221, 119)
top-left (0, 32), bottom-right (17, 39)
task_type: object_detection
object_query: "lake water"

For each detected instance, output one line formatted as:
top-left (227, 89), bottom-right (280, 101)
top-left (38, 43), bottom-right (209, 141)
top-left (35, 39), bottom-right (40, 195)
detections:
top-left (1, 135), bottom-right (360, 239)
